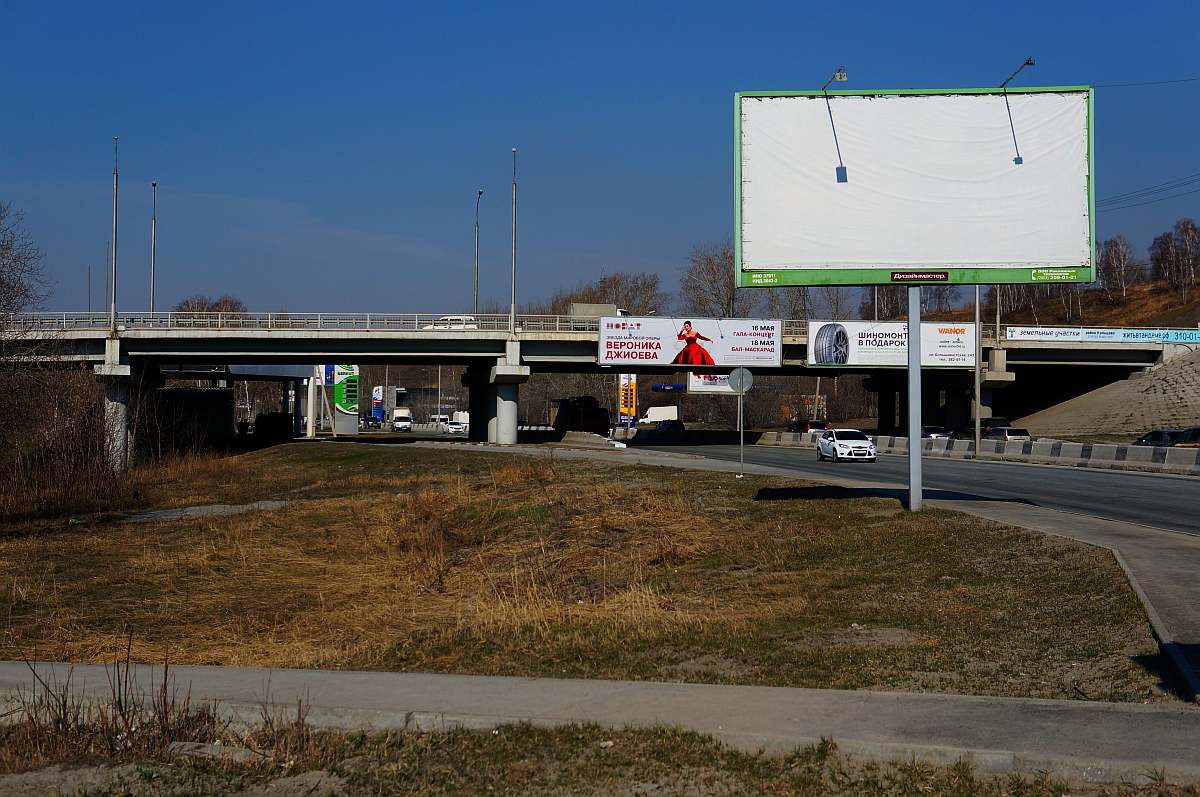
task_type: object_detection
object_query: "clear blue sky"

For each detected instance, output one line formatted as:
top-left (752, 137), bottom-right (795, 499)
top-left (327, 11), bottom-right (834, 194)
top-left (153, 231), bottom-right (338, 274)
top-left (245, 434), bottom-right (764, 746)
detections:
top-left (3, 0), bottom-right (1197, 313)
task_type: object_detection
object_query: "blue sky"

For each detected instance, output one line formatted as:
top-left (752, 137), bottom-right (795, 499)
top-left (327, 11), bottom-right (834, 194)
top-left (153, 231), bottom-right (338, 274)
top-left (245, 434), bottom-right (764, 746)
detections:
top-left (3, 1), bottom-right (1197, 313)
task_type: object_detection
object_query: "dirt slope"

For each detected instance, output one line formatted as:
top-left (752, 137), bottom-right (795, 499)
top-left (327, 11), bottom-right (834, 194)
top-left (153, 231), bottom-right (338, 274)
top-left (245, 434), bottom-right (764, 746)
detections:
top-left (1017, 349), bottom-right (1200, 438)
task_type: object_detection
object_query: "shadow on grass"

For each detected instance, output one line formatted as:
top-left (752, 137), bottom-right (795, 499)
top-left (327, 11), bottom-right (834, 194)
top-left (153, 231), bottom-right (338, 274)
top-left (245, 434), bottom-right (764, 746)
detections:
top-left (1132, 648), bottom-right (1199, 703)
top-left (753, 485), bottom-right (1033, 506)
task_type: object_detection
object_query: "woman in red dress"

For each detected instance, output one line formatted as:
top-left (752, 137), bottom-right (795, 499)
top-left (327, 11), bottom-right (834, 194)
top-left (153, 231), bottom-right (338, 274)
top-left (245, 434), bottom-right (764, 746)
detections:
top-left (672, 321), bottom-right (716, 365)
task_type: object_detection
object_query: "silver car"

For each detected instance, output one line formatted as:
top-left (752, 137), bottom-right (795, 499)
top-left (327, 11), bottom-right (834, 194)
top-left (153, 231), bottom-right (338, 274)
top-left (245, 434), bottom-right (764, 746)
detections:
top-left (816, 429), bottom-right (877, 462)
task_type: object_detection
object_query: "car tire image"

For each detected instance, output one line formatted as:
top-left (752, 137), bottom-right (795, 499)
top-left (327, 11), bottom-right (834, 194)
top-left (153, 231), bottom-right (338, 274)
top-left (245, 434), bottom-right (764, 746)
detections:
top-left (813, 323), bottom-right (850, 365)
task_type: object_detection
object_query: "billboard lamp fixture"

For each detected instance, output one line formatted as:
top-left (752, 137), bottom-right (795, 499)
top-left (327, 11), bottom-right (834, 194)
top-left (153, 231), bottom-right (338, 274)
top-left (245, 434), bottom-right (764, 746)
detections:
top-left (821, 66), bottom-right (848, 92)
top-left (1000, 57), bottom-right (1035, 89)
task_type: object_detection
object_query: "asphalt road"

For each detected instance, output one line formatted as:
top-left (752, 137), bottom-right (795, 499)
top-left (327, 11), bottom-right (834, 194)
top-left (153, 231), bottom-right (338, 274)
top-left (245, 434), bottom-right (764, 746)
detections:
top-left (646, 445), bottom-right (1200, 535)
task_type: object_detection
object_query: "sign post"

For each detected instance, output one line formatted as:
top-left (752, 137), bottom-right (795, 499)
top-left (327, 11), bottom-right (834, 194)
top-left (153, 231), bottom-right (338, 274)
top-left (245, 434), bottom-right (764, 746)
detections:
top-left (728, 367), bottom-right (754, 479)
top-left (906, 288), bottom-right (922, 511)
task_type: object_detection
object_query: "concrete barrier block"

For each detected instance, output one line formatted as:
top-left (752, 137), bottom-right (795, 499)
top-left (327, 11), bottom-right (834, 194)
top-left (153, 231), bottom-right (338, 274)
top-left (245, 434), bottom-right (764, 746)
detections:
top-left (926, 438), bottom-right (951, 455)
top-left (978, 440), bottom-right (1003, 457)
top-left (1031, 441), bottom-right (1056, 460)
top-left (1124, 445), bottom-right (1156, 464)
top-left (891, 436), bottom-right (908, 453)
top-left (1057, 442), bottom-right (1085, 462)
top-left (1090, 444), bottom-right (1120, 462)
top-left (948, 440), bottom-right (971, 457)
top-left (1002, 441), bottom-right (1027, 458)
top-left (1165, 448), bottom-right (1200, 471)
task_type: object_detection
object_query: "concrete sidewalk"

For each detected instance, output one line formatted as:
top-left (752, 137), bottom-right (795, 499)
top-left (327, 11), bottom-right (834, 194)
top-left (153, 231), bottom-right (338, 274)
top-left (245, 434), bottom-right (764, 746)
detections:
top-left (2, 662), bottom-right (1197, 784)
top-left (421, 441), bottom-right (1200, 702)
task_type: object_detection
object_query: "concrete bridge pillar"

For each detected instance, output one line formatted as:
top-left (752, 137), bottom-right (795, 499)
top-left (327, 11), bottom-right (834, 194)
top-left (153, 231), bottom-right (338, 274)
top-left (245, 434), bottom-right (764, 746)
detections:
top-left (102, 379), bottom-right (130, 471)
top-left (489, 342), bottom-right (530, 446)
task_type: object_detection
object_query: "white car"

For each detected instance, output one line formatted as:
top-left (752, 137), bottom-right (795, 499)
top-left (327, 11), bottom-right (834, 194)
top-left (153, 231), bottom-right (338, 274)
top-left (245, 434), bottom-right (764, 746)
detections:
top-left (421, 315), bottom-right (479, 330)
top-left (445, 420), bottom-right (468, 435)
top-left (816, 429), bottom-right (877, 462)
top-left (392, 418), bottom-right (413, 432)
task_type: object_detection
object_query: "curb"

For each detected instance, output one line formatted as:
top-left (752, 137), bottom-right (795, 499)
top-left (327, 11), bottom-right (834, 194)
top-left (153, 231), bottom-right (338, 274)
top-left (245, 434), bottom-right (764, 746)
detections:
top-left (4, 691), bottom-right (1197, 785)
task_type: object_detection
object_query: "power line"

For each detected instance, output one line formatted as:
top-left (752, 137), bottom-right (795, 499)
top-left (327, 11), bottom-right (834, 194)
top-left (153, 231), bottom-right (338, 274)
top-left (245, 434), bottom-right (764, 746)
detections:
top-left (1097, 186), bottom-right (1200, 212)
top-left (1093, 76), bottom-right (1200, 88)
top-left (1098, 172), bottom-right (1200, 205)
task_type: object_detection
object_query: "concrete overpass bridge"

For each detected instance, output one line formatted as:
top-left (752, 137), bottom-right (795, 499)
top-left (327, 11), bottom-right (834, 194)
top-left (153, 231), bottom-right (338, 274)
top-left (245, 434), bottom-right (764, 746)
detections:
top-left (7, 311), bottom-right (1184, 464)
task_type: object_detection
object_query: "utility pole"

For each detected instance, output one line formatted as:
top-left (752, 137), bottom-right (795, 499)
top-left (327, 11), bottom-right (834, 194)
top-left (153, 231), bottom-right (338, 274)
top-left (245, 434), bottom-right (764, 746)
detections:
top-left (104, 242), bottom-right (110, 313)
top-left (87, 265), bottom-right (92, 313)
top-left (474, 189), bottom-right (483, 317)
top-left (149, 181), bottom-right (158, 314)
top-left (109, 137), bottom-right (119, 331)
top-left (509, 148), bottom-right (517, 335)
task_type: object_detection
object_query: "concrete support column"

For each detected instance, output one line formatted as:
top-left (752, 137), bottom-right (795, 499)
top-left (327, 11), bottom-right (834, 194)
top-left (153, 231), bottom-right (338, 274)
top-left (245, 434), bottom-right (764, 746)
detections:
top-left (489, 345), bottom-right (530, 446)
top-left (496, 382), bottom-right (519, 445)
top-left (103, 379), bottom-right (130, 471)
top-left (292, 380), bottom-right (303, 437)
top-left (465, 366), bottom-right (492, 443)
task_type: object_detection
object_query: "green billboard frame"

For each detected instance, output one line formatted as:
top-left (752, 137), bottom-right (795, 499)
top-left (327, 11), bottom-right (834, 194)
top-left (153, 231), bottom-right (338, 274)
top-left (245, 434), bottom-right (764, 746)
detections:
top-left (733, 86), bottom-right (1095, 288)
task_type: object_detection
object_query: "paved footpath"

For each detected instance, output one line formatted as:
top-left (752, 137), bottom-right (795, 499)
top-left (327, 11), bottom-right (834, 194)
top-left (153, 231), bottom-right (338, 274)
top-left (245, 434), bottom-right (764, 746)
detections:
top-left (1, 662), bottom-right (1198, 784)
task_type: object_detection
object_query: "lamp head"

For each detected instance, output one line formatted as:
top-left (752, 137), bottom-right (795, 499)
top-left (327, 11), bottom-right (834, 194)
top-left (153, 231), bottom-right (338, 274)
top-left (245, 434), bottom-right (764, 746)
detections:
top-left (834, 66), bottom-right (848, 82)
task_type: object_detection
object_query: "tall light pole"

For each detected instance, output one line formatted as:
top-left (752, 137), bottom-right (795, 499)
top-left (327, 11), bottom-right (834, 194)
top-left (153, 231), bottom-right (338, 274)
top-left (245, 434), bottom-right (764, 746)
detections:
top-left (473, 189), bottom-right (483, 317)
top-left (149, 180), bottom-right (158, 314)
top-left (109, 137), bottom-right (119, 331)
top-left (509, 148), bottom-right (517, 335)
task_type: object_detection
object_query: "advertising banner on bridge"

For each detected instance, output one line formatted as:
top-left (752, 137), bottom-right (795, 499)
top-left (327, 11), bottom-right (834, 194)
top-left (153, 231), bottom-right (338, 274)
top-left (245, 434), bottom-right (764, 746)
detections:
top-left (1006, 326), bottom-right (1200, 344)
top-left (807, 322), bottom-right (976, 368)
top-left (599, 317), bottom-right (782, 367)
top-left (687, 372), bottom-right (737, 394)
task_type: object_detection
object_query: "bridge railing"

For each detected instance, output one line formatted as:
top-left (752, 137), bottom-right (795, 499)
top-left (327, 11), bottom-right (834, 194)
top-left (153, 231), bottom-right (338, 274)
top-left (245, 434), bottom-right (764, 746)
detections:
top-left (4, 312), bottom-right (1011, 344)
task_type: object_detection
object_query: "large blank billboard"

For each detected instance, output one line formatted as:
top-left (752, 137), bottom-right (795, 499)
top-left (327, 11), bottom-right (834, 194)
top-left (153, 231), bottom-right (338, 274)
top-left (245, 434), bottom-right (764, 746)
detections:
top-left (736, 88), bottom-right (1094, 287)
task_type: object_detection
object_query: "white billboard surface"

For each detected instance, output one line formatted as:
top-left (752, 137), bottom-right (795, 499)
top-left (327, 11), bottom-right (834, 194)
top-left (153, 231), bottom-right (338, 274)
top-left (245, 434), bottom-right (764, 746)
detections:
top-left (687, 372), bottom-right (736, 394)
top-left (808, 322), bottom-right (976, 368)
top-left (738, 89), bottom-right (1092, 285)
top-left (600, 317), bottom-right (782, 367)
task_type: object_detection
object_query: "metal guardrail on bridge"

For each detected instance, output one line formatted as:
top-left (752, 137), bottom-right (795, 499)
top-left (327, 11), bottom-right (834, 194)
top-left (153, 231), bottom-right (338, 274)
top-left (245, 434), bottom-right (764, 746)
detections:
top-left (5, 313), bottom-right (1028, 346)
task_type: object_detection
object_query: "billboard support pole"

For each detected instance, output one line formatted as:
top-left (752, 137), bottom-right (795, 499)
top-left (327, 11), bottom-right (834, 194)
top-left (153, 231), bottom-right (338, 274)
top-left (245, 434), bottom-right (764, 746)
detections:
top-left (907, 287), bottom-right (922, 511)
top-left (737, 391), bottom-right (744, 479)
top-left (973, 285), bottom-right (982, 457)
top-left (306, 367), bottom-right (317, 438)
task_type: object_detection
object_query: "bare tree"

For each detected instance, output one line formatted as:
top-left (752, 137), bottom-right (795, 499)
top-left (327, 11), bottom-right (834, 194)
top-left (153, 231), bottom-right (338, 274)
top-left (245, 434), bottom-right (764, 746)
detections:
top-left (1097, 235), bottom-right (1139, 304)
top-left (173, 294), bottom-right (249, 313)
top-left (530, 271), bottom-right (670, 316)
top-left (765, 286), bottom-right (811, 321)
top-left (1174, 218), bottom-right (1199, 300)
top-left (817, 286), bottom-right (852, 319)
top-left (0, 203), bottom-right (48, 363)
top-left (678, 241), bottom-right (756, 317)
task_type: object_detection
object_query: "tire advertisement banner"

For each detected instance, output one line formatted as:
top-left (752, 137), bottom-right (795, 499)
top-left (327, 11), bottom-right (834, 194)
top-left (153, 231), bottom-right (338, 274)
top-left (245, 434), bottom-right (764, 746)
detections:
top-left (600, 317), bottom-right (782, 367)
top-left (807, 322), bottom-right (976, 368)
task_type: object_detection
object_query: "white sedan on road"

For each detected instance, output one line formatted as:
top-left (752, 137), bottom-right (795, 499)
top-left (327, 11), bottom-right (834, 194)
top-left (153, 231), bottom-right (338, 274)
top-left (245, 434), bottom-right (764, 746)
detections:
top-left (816, 429), bottom-right (877, 463)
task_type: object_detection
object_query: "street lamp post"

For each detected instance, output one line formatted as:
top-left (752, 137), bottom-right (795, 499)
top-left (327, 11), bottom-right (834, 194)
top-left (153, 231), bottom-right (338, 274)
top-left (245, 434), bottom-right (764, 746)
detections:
top-left (109, 137), bottom-right (119, 331)
top-left (150, 181), bottom-right (158, 314)
top-left (473, 189), bottom-right (483, 317)
top-left (509, 148), bottom-right (517, 335)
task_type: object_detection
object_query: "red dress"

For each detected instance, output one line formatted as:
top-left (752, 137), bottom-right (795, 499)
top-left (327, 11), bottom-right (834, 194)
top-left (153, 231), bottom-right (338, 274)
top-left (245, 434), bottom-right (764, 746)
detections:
top-left (673, 332), bottom-right (715, 365)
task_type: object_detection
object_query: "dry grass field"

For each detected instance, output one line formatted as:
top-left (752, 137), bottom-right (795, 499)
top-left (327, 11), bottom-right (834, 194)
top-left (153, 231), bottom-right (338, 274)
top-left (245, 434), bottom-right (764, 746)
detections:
top-left (0, 441), bottom-right (1169, 701)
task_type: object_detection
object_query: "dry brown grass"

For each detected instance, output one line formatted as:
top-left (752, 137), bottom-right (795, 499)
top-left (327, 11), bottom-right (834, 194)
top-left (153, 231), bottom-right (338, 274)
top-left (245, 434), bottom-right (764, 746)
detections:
top-left (0, 443), bottom-right (1171, 701)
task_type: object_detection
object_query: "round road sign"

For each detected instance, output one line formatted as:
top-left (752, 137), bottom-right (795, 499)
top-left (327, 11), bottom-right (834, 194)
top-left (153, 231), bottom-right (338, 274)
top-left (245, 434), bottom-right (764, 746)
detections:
top-left (727, 367), bottom-right (754, 394)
